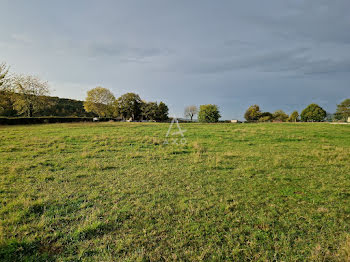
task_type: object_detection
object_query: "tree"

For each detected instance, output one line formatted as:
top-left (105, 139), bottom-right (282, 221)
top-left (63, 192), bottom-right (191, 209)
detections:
top-left (198, 104), bottom-right (221, 123)
top-left (335, 99), bottom-right (350, 121)
top-left (272, 110), bottom-right (289, 122)
top-left (0, 63), bottom-right (16, 116)
top-left (0, 91), bottom-right (17, 116)
top-left (156, 101), bottom-right (169, 122)
top-left (288, 111), bottom-right (299, 122)
top-left (244, 105), bottom-right (261, 122)
top-left (184, 105), bottom-right (198, 121)
top-left (141, 101), bottom-right (158, 120)
top-left (258, 112), bottom-right (273, 122)
top-left (300, 104), bottom-right (327, 122)
top-left (37, 97), bottom-right (95, 117)
top-left (84, 87), bottom-right (116, 117)
top-left (0, 62), bottom-right (10, 88)
top-left (11, 75), bottom-right (51, 117)
top-left (115, 93), bottom-right (142, 120)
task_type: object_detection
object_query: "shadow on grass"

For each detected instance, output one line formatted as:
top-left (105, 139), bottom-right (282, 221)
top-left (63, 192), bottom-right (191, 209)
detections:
top-left (0, 239), bottom-right (55, 262)
top-left (72, 221), bottom-right (116, 241)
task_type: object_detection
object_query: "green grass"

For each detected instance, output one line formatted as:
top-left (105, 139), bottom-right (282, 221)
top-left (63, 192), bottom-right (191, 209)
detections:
top-left (1, 122), bottom-right (350, 261)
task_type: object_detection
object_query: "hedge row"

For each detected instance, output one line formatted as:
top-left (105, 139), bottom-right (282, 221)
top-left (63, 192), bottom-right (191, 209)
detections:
top-left (0, 117), bottom-right (115, 125)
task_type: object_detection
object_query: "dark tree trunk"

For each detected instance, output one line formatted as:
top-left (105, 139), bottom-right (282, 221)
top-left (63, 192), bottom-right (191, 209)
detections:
top-left (28, 104), bottom-right (33, 117)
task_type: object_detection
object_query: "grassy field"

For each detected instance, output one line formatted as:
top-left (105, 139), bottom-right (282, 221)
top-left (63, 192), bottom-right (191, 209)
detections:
top-left (1, 122), bottom-right (350, 261)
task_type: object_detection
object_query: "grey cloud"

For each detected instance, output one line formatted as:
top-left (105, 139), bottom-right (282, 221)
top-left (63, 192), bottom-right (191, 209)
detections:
top-left (86, 43), bottom-right (167, 60)
top-left (179, 47), bottom-right (350, 76)
top-left (252, 0), bottom-right (350, 44)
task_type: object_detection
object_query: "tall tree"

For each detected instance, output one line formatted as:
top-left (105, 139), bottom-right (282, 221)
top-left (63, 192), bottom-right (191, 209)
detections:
top-left (335, 99), bottom-right (350, 121)
top-left (288, 111), bottom-right (299, 122)
top-left (300, 104), bottom-right (326, 122)
top-left (156, 101), bottom-right (169, 122)
top-left (141, 101), bottom-right (158, 120)
top-left (184, 105), bottom-right (198, 121)
top-left (115, 93), bottom-right (142, 120)
top-left (198, 104), bottom-right (221, 123)
top-left (11, 75), bottom-right (51, 117)
top-left (244, 105), bottom-right (261, 122)
top-left (84, 87), bottom-right (116, 117)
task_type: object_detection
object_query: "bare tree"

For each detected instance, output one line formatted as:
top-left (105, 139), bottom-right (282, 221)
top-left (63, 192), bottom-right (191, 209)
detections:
top-left (0, 62), bottom-right (10, 89)
top-left (11, 74), bottom-right (51, 117)
top-left (0, 62), bottom-right (13, 115)
top-left (184, 105), bottom-right (198, 121)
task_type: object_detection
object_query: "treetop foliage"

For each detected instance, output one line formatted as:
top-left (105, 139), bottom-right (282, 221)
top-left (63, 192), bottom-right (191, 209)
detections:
top-left (335, 99), bottom-right (350, 121)
top-left (288, 111), bottom-right (299, 122)
top-left (300, 104), bottom-right (327, 122)
top-left (198, 104), bottom-right (221, 123)
top-left (84, 87), bottom-right (116, 117)
top-left (244, 105), bottom-right (261, 122)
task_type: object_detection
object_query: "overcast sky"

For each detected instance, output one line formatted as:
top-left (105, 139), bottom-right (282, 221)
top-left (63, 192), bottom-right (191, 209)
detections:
top-left (1, 0), bottom-right (349, 119)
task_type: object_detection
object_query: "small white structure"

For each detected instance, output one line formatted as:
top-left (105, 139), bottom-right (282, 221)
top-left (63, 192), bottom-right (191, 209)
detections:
top-left (93, 117), bottom-right (99, 122)
top-left (231, 119), bottom-right (239, 123)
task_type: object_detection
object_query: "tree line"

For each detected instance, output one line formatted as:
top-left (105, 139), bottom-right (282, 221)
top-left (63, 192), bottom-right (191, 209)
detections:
top-left (0, 62), bottom-right (169, 120)
top-left (183, 100), bottom-right (349, 123)
top-left (84, 87), bottom-right (169, 121)
top-left (1, 62), bottom-right (349, 122)
top-left (244, 101), bottom-right (350, 122)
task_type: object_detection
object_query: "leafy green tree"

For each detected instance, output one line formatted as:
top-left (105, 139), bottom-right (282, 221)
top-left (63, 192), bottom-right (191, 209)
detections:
top-left (335, 99), bottom-right (350, 121)
top-left (84, 87), bottom-right (116, 117)
top-left (244, 105), bottom-right (261, 122)
top-left (141, 101), bottom-right (158, 120)
top-left (156, 101), bottom-right (169, 122)
top-left (184, 105), bottom-right (198, 121)
top-left (288, 111), bottom-right (299, 122)
top-left (258, 112), bottom-right (273, 122)
top-left (11, 75), bottom-right (51, 117)
top-left (115, 93), bottom-right (142, 120)
top-left (301, 104), bottom-right (327, 122)
top-left (198, 104), bottom-right (221, 123)
top-left (272, 110), bottom-right (289, 122)
top-left (0, 91), bottom-right (17, 116)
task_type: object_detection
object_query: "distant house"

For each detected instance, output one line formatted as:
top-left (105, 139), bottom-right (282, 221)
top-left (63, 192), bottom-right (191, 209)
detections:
top-left (230, 120), bottom-right (239, 123)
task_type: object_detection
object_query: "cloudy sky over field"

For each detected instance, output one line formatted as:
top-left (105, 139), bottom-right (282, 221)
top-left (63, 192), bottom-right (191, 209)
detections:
top-left (1, 0), bottom-right (350, 119)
